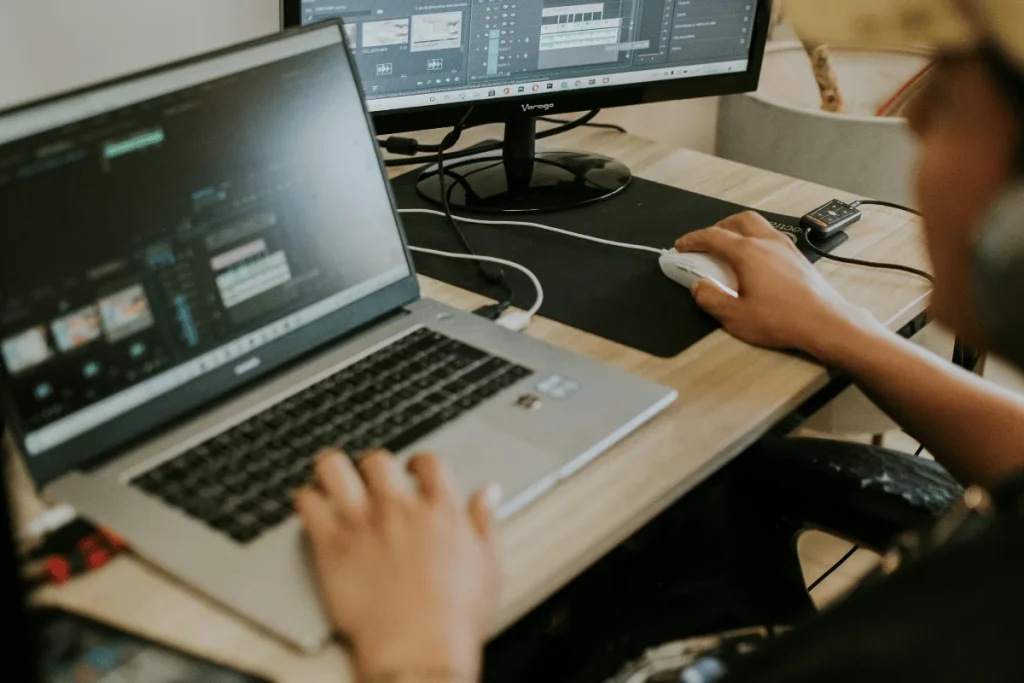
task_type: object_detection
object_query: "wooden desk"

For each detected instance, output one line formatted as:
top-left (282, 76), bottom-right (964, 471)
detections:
top-left (20, 127), bottom-right (931, 682)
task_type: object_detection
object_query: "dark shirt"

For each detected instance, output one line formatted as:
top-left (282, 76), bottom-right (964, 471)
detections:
top-left (725, 478), bottom-right (1024, 683)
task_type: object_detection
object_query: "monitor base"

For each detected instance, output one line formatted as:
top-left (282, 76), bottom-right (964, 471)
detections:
top-left (416, 150), bottom-right (632, 214)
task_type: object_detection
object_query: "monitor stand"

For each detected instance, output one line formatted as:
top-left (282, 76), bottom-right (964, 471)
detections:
top-left (415, 115), bottom-right (632, 214)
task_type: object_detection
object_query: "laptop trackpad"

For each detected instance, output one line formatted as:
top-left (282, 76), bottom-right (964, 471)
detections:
top-left (420, 417), bottom-right (564, 510)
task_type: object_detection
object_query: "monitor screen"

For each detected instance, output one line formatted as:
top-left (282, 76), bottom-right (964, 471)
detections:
top-left (296, 0), bottom-right (760, 112)
top-left (0, 26), bottom-right (414, 478)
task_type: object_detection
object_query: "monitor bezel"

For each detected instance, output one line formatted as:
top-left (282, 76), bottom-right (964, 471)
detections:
top-left (282, 0), bottom-right (774, 135)
top-left (0, 22), bottom-right (422, 486)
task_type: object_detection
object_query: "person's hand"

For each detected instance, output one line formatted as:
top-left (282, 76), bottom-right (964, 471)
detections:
top-left (675, 211), bottom-right (878, 360)
top-left (296, 450), bottom-right (501, 681)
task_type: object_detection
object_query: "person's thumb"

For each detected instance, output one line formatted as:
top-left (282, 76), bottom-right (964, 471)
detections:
top-left (468, 483), bottom-right (502, 541)
top-left (691, 280), bottom-right (738, 318)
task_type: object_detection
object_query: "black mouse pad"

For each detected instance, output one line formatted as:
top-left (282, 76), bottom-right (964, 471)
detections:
top-left (392, 171), bottom-right (848, 358)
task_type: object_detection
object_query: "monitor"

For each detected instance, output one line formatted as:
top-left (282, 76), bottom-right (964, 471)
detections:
top-left (283, 0), bottom-right (773, 212)
top-left (0, 25), bottom-right (418, 485)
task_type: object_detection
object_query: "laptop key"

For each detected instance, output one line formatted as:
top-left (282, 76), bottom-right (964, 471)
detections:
top-left (205, 512), bottom-right (235, 532)
top-left (158, 485), bottom-right (190, 507)
top-left (395, 385), bottom-right (420, 401)
top-left (412, 376), bottom-right (435, 390)
top-left (365, 422), bottom-right (392, 439)
top-left (438, 407), bottom-right (464, 425)
top-left (427, 368), bottom-right (458, 385)
top-left (134, 471), bottom-right (162, 492)
top-left (182, 498), bottom-right (221, 521)
top-left (345, 435), bottom-right (371, 455)
top-left (223, 477), bottom-right (249, 496)
top-left (259, 507), bottom-right (292, 528)
top-left (496, 372), bottom-right (523, 388)
top-left (457, 394), bottom-right (482, 411)
top-left (453, 345), bottom-right (488, 362)
top-left (422, 391), bottom-right (450, 406)
top-left (405, 402), bottom-right (433, 418)
top-left (509, 365), bottom-right (533, 379)
top-left (228, 526), bottom-right (261, 544)
top-left (474, 381), bottom-right (504, 399)
top-left (235, 498), bottom-right (263, 516)
top-left (461, 358), bottom-right (506, 384)
top-left (440, 377), bottom-right (472, 394)
top-left (196, 483), bottom-right (226, 499)
top-left (383, 416), bottom-right (446, 453)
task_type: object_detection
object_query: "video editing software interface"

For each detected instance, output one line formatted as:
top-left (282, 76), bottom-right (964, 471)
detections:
top-left (0, 38), bottom-right (410, 456)
top-left (299, 0), bottom-right (760, 110)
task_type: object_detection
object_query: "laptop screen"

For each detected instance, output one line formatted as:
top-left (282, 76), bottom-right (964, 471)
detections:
top-left (0, 26), bottom-right (416, 484)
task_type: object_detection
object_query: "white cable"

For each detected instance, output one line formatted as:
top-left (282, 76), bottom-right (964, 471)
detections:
top-left (399, 208), bottom-right (664, 256)
top-left (21, 503), bottom-right (77, 542)
top-left (409, 246), bottom-right (543, 332)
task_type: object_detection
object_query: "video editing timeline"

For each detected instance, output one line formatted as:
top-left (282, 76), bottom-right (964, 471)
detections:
top-left (465, 0), bottom-right (639, 81)
top-left (0, 45), bottom-right (409, 449)
top-left (300, 0), bottom-right (758, 105)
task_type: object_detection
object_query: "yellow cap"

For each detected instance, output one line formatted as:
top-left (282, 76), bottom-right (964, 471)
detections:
top-left (784, 0), bottom-right (1024, 70)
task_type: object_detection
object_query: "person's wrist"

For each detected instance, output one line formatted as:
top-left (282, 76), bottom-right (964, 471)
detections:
top-left (803, 304), bottom-right (886, 368)
top-left (352, 630), bottom-right (482, 683)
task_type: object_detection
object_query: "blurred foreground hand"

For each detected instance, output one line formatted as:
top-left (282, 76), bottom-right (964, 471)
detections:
top-left (297, 450), bottom-right (502, 682)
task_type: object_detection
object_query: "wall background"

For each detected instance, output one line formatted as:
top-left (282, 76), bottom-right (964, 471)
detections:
top-left (0, 0), bottom-right (281, 107)
top-left (0, 0), bottom-right (717, 152)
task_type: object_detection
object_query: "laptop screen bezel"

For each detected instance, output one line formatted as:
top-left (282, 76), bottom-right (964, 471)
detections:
top-left (0, 22), bottom-right (421, 487)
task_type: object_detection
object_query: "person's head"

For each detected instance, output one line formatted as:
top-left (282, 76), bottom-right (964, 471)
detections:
top-left (787, 0), bottom-right (1024, 363)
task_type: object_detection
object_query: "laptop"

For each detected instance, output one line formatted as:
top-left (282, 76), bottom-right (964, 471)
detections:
top-left (0, 23), bottom-right (676, 652)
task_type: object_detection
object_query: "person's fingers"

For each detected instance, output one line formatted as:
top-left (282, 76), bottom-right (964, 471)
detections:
top-left (474, 485), bottom-right (503, 604)
top-left (407, 453), bottom-right (457, 503)
top-left (674, 227), bottom-right (744, 266)
top-left (314, 450), bottom-right (368, 519)
top-left (691, 280), bottom-right (740, 318)
top-left (295, 487), bottom-right (340, 551)
top-left (357, 449), bottom-right (406, 501)
top-left (468, 483), bottom-right (502, 541)
top-left (717, 211), bottom-right (778, 239)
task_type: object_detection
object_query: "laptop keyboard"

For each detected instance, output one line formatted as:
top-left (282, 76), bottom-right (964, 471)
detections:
top-left (131, 328), bottom-right (533, 544)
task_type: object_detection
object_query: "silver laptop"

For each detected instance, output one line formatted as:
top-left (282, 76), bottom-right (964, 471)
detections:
top-left (0, 24), bottom-right (676, 651)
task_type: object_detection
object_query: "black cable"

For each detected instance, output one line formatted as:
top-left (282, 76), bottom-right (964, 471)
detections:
top-left (383, 109), bottom-right (606, 313)
top-left (382, 109), bottom-right (603, 167)
top-left (538, 115), bottom-right (628, 133)
top-left (850, 199), bottom-right (923, 217)
top-left (801, 229), bottom-right (936, 283)
top-left (808, 544), bottom-right (860, 593)
top-left (915, 444), bottom-right (927, 457)
top-left (848, 201), bottom-right (987, 373)
top-left (430, 107), bottom-right (514, 318)
top-left (520, 108), bottom-right (603, 139)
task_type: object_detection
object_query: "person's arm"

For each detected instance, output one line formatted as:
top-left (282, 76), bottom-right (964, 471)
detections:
top-left (675, 211), bottom-right (1024, 488)
top-left (295, 450), bottom-right (502, 683)
top-left (808, 316), bottom-right (1024, 486)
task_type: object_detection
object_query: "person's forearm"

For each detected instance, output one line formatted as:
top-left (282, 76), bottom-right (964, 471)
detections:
top-left (359, 674), bottom-right (476, 683)
top-left (810, 317), bottom-right (1024, 487)
top-left (353, 637), bottom-right (481, 683)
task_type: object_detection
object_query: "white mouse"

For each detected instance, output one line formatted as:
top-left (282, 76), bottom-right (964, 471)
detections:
top-left (659, 249), bottom-right (739, 298)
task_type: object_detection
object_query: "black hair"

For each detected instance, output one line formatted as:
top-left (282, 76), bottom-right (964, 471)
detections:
top-left (981, 45), bottom-right (1024, 169)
